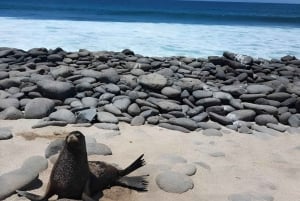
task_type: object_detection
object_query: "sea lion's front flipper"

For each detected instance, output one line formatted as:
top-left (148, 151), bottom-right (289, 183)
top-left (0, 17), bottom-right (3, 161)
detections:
top-left (116, 175), bottom-right (149, 192)
top-left (16, 190), bottom-right (48, 201)
top-left (82, 179), bottom-right (97, 201)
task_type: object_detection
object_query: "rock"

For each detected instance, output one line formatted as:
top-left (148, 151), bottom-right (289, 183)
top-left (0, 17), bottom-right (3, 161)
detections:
top-left (255, 114), bottom-right (278, 126)
top-left (172, 164), bottom-right (197, 176)
top-left (175, 78), bottom-right (202, 91)
top-left (0, 128), bottom-right (13, 140)
top-left (267, 92), bottom-right (291, 102)
top-left (266, 123), bottom-right (287, 132)
top-left (238, 125), bottom-right (253, 134)
top-left (147, 116), bottom-right (160, 125)
top-left (97, 112), bottom-right (119, 124)
top-left (81, 97), bottom-right (98, 108)
top-left (99, 68), bottom-right (120, 83)
top-left (161, 87), bottom-right (181, 98)
top-left (192, 90), bottom-right (213, 99)
top-left (158, 123), bottom-right (190, 133)
top-left (87, 143), bottom-right (112, 156)
top-left (24, 98), bottom-right (55, 119)
top-left (251, 124), bottom-right (282, 136)
top-left (76, 108), bottom-right (97, 123)
top-left (0, 107), bottom-right (23, 120)
top-left (37, 80), bottom-right (75, 100)
top-left (131, 116), bottom-right (145, 126)
top-left (198, 122), bottom-right (221, 130)
top-left (32, 120), bottom-right (68, 128)
top-left (50, 66), bottom-right (72, 78)
top-left (45, 139), bottom-right (65, 158)
top-left (287, 127), bottom-right (300, 135)
top-left (226, 110), bottom-right (256, 121)
top-left (47, 54), bottom-right (63, 62)
top-left (103, 83), bottom-right (120, 94)
top-left (49, 109), bottom-right (76, 124)
top-left (113, 98), bottom-right (131, 112)
top-left (0, 156), bottom-right (48, 200)
top-left (192, 112), bottom-right (208, 122)
top-left (156, 171), bottom-right (193, 193)
top-left (202, 129), bottom-right (223, 136)
top-left (156, 101), bottom-right (182, 112)
top-left (209, 112), bottom-right (233, 125)
top-left (288, 114), bottom-right (300, 127)
top-left (0, 98), bottom-right (19, 110)
top-left (195, 98), bottom-right (221, 107)
top-left (103, 104), bottom-right (122, 116)
top-left (247, 84), bottom-right (274, 94)
top-left (94, 123), bottom-right (119, 130)
top-left (213, 91), bottom-right (233, 101)
top-left (127, 103), bottom-right (141, 116)
top-left (0, 78), bottom-right (21, 89)
top-left (243, 103), bottom-right (277, 115)
top-left (168, 118), bottom-right (198, 131)
top-left (138, 73), bottom-right (167, 89)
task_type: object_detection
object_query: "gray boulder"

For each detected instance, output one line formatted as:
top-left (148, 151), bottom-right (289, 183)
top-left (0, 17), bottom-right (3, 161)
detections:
top-left (138, 73), bottom-right (167, 89)
top-left (49, 109), bottom-right (76, 124)
top-left (24, 98), bottom-right (55, 119)
top-left (156, 171), bottom-right (194, 193)
top-left (37, 80), bottom-right (75, 100)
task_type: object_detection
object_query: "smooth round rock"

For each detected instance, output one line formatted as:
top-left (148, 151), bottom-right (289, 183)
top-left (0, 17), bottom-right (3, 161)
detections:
top-left (168, 118), bottom-right (198, 131)
top-left (255, 114), bottom-right (278, 126)
top-left (247, 84), bottom-right (274, 94)
top-left (156, 101), bottom-right (181, 112)
top-left (172, 163), bottom-right (197, 176)
top-left (0, 128), bottom-right (13, 140)
top-left (138, 73), bottom-right (167, 89)
top-left (87, 143), bottom-right (112, 156)
top-left (37, 80), bottom-right (75, 100)
top-left (127, 103), bottom-right (141, 116)
top-left (103, 104), bottom-right (122, 116)
top-left (49, 109), bottom-right (76, 124)
top-left (161, 87), bottom-right (181, 98)
top-left (97, 112), bottom-right (119, 124)
top-left (156, 171), bottom-right (194, 193)
top-left (0, 107), bottom-right (23, 120)
top-left (24, 98), bottom-right (55, 119)
top-left (94, 123), bottom-right (119, 130)
top-left (226, 110), bottom-right (256, 121)
top-left (113, 98), bottom-right (131, 111)
top-left (0, 98), bottom-right (19, 110)
top-left (81, 97), bottom-right (98, 108)
top-left (0, 156), bottom-right (48, 200)
top-left (131, 116), bottom-right (145, 126)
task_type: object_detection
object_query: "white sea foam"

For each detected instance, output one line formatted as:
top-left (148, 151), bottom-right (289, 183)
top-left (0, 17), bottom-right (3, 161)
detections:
top-left (0, 17), bottom-right (299, 58)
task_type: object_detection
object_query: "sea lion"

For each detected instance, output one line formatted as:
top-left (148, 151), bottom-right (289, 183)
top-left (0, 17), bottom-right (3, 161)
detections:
top-left (88, 154), bottom-right (148, 195)
top-left (16, 131), bottom-right (94, 201)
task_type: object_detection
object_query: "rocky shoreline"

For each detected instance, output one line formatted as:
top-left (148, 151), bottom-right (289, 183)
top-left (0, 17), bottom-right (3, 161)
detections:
top-left (1, 47), bottom-right (300, 137)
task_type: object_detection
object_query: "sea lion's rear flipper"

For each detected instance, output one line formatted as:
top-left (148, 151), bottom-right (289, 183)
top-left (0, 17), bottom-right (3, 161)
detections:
top-left (16, 190), bottom-right (48, 201)
top-left (116, 175), bottom-right (149, 192)
top-left (119, 154), bottom-right (146, 177)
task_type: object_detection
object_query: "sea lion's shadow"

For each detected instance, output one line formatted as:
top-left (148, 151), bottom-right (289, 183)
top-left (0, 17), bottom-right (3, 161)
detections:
top-left (19, 177), bottom-right (43, 191)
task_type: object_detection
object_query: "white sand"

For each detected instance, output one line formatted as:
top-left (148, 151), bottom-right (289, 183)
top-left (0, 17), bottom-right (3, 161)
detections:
top-left (1, 119), bottom-right (300, 201)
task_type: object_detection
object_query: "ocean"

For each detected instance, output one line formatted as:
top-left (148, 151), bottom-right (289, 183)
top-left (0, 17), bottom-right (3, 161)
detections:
top-left (0, 0), bottom-right (300, 58)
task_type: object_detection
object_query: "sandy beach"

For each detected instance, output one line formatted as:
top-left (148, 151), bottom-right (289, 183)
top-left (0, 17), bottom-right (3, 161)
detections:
top-left (1, 119), bottom-right (300, 201)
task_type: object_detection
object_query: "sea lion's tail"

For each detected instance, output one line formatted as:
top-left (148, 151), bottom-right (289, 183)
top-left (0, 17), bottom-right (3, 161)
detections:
top-left (16, 190), bottom-right (46, 201)
top-left (116, 175), bottom-right (149, 191)
top-left (119, 154), bottom-right (146, 177)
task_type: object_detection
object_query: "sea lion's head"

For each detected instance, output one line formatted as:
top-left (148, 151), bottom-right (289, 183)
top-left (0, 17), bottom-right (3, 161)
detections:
top-left (66, 131), bottom-right (86, 152)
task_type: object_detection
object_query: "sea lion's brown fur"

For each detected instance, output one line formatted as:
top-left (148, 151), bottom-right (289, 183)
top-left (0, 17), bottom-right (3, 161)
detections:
top-left (88, 154), bottom-right (148, 195)
top-left (16, 131), bottom-right (94, 201)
